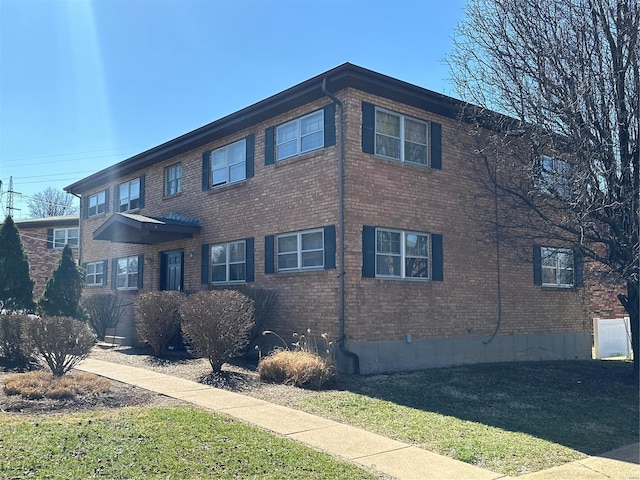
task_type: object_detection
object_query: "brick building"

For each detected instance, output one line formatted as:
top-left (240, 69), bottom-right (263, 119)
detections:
top-left (14, 216), bottom-right (79, 299)
top-left (65, 64), bottom-right (593, 373)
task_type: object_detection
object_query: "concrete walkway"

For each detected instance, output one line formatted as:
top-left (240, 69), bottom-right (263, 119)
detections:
top-left (77, 358), bottom-right (639, 480)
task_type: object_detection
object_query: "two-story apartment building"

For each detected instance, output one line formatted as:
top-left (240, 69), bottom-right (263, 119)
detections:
top-left (13, 215), bottom-right (79, 298)
top-left (65, 63), bottom-right (591, 374)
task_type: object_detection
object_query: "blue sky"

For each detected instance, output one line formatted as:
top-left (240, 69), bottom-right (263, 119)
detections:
top-left (0, 0), bottom-right (466, 220)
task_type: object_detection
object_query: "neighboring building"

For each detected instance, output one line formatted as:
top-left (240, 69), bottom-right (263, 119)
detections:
top-left (65, 63), bottom-right (592, 374)
top-left (14, 216), bottom-right (80, 298)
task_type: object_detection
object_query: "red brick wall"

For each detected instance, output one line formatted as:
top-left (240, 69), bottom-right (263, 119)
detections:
top-left (16, 222), bottom-right (78, 299)
top-left (77, 87), bottom-right (590, 351)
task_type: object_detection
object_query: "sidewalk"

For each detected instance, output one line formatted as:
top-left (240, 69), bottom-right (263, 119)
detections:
top-left (77, 358), bottom-right (639, 480)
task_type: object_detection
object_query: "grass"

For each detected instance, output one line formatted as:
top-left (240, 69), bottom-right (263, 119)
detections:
top-left (288, 360), bottom-right (638, 476)
top-left (3, 371), bottom-right (110, 399)
top-left (0, 406), bottom-right (380, 479)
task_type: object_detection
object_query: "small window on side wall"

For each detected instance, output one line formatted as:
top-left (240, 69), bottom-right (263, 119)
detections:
top-left (164, 163), bottom-right (182, 196)
top-left (53, 228), bottom-right (79, 249)
top-left (113, 255), bottom-right (143, 290)
top-left (85, 260), bottom-right (107, 286)
top-left (533, 245), bottom-right (583, 288)
top-left (117, 177), bottom-right (144, 212)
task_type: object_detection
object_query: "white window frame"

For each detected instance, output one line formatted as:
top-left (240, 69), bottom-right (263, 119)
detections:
top-left (88, 190), bottom-right (107, 217)
top-left (210, 240), bottom-right (246, 284)
top-left (375, 228), bottom-right (430, 280)
top-left (210, 139), bottom-right (246, 188)
top-left (53, 228), bottom-right (79, 249)
top-left (118, 178), bottom-right (141, 212)
top-left (375, 108), bottom-right (429, 166)
top-left (116, 256), bottom-right (139, 290)
top-left (277, 228), bottom-right (324, 271)
top-left (164, 163), bottom-right (182, 196)
top-left (276, 110), bottom-right (324, 161)
top-left (541, 247), bottom-right (574, 287)
top-left (537, 155), bottom-right (571, 198)
top-left (86, 261), bottom-right (104, 286)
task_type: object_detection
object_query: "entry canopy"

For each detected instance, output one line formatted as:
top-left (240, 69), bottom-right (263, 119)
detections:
top-left (93, 213), bottom-right (201, 245)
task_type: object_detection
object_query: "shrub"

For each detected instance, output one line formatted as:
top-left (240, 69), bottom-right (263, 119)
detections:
top-left (257, 350), bottom-right (336, 389)
top-left (180, 290), bottom-right (254, 373)
top-left (24, 316), bottom-right (95, 376)
top-left (257, 330), bottom-right (335, 389)
top-left (135, 291), bottom-right (184, 356)
top-left (3, 371), bottom-right (110, 399)
top-left (0, 315), bottom-right (35, 369)
top-left (82, 293), bottom-right (125, 341)
top-left (36, 244), bottom-right (84, 319)
top-left (241, 288), bottom-right (277, 354)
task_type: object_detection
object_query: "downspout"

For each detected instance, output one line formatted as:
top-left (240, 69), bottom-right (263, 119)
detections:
top-left (322, 77), bottom-right (360, 374)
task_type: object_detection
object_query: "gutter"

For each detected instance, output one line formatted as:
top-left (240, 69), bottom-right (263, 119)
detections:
top-left (322, 77), bottom-right (360, 374)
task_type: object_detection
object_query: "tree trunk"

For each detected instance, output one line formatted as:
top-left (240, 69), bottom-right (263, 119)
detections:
top-left (619, 279), bottom-right (639, 382)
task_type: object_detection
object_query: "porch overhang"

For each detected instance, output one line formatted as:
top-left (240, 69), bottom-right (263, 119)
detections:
top-left (93, 213), bottom-right (201, 245)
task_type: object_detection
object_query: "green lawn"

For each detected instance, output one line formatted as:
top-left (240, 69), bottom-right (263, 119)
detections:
top-left (0, 406), bottom-right (379, 480)
top-left (289, 360), bottom-right (638, 476)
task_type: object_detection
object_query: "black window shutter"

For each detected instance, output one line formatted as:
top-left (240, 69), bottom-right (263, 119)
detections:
top-left (431, 234), bottom-right (444, 281)
top-left (362, 225), bottom-right (376, 278)
top-left (362, 102), bottom-right (376, 154)
top-left (574, 249), bottom-right (584, 287)
top-left (138, 176), bottom-right (145, 209)
top-left (201, 244), bottom-right (210, 284)
top-left (245, 237), bottom-right (255, 282)
top-left (323, 103), bottom-right (336, 148)
top-left (102, 260), bottom-right (108, 286)
top-left (430, 123), bottom-right (442, 169)
top-left (111, 259), bottom-right (117, 290)
top-left (202, 151), bottom-right (211, 191)
top-left (46, 229), bottom-right (53, 249)
top-left (137, 255), bottom-right (144, 289)
top-left (159, 254), bottom-right (167, 290)
top-left (265, 127), bottom-right (275, 165)
top-left (245, 134), bottom-right (255, 179)
top-left (83, 197), bottom-right (89, 219)
top-left (114, 184), bottom-right (120, 213)
top-left (264, 235), bottom-right (275, 274)
top-left (323, 225), bottom-right (336, 270)
top-left (533, 245), bottom-right (542, 285)
top-left (104, 189), bottom-right (110, 213)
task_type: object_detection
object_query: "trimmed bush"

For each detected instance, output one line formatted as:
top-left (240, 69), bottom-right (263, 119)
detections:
top-left (180, 290), bottom-right (254, 373)
top-left (241, 288), bottom-right (277, 355)
top-left (82, 293), bottom-right (125, 341)
top-left (24, 316), bottom-right (95, 376)
top-left (135, 291), bottom-right (184, 356)
top-left (0, 315), bottom-right (35, 369)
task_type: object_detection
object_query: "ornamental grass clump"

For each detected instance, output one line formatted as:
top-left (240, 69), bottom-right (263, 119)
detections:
top-left (257, 330), bottom-right (335, 389)
top-left (3, 371), bottom-right (110, 399)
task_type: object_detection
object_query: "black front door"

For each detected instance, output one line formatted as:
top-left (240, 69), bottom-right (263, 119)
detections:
top-left (161, 250), bottom-right (183, 291)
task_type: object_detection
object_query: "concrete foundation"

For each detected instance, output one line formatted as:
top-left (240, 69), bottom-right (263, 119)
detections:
top-left (338, 332), bottom-right (593, 374)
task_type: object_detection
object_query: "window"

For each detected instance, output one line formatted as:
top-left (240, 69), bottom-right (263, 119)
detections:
top-left (277, 110), bottom-right (324, 161)
top-left (210, 240), bottom-right (246, 284)
top-left (86, 261), bottom-right (105, 286)
top-left (541, 247), bottom-right (574, 287)
top-left (116, 256), bottom-right (140, 290)
top-left (536, 155), bottom-right (570, 198)
top-left (164, 163), bottom-right (182, 196)
top-left (88, 190), bottom-right (107, 217)
top-left (118, 178), bottom-right (142, 212)
top-left (210, 139), bottom-right (247, 187)
top-left (375, 108), bottom-right (428, 165)
top-left (53, 228), bottom-right (79, 249)
top-left (277, 229), bottom-right (324, 271)
top-left (376, 228), bottom-right (429, 279)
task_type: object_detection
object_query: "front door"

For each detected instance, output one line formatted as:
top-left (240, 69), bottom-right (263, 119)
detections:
top-left (161, 250), bottom-right (183, 291)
